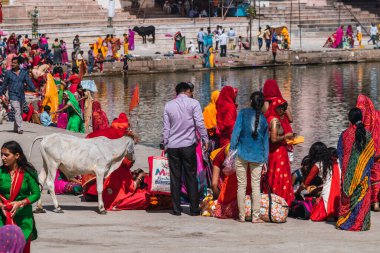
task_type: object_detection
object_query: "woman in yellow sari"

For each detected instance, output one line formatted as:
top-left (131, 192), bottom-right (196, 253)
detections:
top-left (42, 73), bottom-right (58, 123)
top-left (123, 33), bottom-right (129, 55)
top-left (203, 90), bottom-right (220, 149)
top-left (281, 27), bottom-right (290, 49)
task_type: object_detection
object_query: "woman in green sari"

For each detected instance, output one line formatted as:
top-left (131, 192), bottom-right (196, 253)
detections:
top-left (0, 141), bottom-right (41, 253)
top-left (54, 91), bottom-right (85, 133)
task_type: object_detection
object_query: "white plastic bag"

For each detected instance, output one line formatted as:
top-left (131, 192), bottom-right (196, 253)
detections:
top-left (222, 149), bottom-right (237, 176)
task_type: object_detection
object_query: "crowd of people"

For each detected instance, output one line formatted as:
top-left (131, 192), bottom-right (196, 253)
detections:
top-left (322, 23), bottom-right (380, 49)
top-left (1, 76), bottom-right (380, 252)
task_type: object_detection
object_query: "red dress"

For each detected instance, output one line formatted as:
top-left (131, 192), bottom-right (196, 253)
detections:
top-left (216, 86), bottom-right (238, 147)
top-left (83, 113), bottom-right (149, 210)
top-left (264, 98), bottom-right (294, 206)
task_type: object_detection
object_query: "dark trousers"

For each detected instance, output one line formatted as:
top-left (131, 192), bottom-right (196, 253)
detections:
top-left (265, 39), bottom-right (271, 51)
top-left (198, 41), bottom-right (204, 53)
top-left (167, 144), bottom-right (199, 214)
top-left (220, 45), bottom-right (227, 57)
top-left (258, 38), bottom-right (263, 51)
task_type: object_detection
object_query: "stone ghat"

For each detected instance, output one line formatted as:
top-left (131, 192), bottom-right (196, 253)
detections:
top-left (95, 48), bottom-right (380, 75)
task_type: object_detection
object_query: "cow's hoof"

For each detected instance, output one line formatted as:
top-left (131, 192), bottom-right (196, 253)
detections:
top-left (53, 207), bottom-right (64, 213)
top-left (99, 209), bottom-right (107, 215)
top-left (33, 208), bottom-right (46, 214)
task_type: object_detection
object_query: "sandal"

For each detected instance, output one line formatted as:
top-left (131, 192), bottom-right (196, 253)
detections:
top-left (251, 217), bottom-right (264, 224)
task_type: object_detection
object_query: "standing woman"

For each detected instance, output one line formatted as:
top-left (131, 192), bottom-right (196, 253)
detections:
top-left (337, 108), bottom-right (375, 231)
top-left (264, 98), bottom-right (295, 206)
top-left (216, 86), bottom-right (238, 147)
top-left (53, 91), bottom-right (84, 133)
top-left (203, 90), bottom-right (220, 148)
top-left (356, 95), bottom-right (380, 211)
top-left (123, 33), bottom-right (129, 55)
top-left (0, 141), bottom-right (41, 253)
top-left (128, 29), bottom-right (135, 51)
top-left (60, 40), bottom-right (69, 65)
top-left (230, 91), bottom-right (269, 223)
top-left (52, 38), bottom-right (62, 65)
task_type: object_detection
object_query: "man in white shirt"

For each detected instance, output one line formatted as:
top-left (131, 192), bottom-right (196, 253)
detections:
top-left (227, 27), bottom-right (236, 50)
top-left (369, 23), bottom-right (378, 45)
top-left (219, 30), bottom-right (228, 57)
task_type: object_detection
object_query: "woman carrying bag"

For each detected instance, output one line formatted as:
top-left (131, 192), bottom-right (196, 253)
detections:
top-left (230, 91), bottom-right (269, 223)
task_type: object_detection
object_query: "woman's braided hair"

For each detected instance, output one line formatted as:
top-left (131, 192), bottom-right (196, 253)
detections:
top-left (250, 91), bottom-right (265, 139)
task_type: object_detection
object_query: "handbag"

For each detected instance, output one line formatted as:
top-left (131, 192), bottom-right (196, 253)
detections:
top-left (260, 175), bottom-right (289, 223)
top-left (148, 151), bottom-right (170, 195)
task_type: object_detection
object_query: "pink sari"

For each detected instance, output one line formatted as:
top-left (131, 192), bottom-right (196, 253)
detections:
top-left (57, 104), bottom-right (68, 129)
top-left (332, 27), bottom-right (343, 48)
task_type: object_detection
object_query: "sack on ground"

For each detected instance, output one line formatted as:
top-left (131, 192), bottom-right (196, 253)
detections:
top-left (260, 193), bottom-right (289, 223)
top-left (148, 153), bottom-right (170, 195)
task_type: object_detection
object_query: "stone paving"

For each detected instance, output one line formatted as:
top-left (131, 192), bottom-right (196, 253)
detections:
top-left (1, 122), bottom-right (380, 252)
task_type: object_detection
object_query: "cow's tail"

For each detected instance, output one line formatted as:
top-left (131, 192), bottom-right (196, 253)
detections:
top-left (28, 136), bottom-right (44, 160)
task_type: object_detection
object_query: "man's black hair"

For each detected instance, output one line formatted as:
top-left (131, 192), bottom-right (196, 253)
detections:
top-left (175, 82), bottom-right (191, 95)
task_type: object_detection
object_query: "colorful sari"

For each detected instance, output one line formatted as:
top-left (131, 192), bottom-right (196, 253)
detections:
top-left (123, 35), bottom-right (129, 55)
top-left (92, 101), bottom-right (109, 131)
top-left (57, 104), bottom-right (68, 129)
top-left (61, 42), bottom-right (69, 64)
top-left (54, 170), bottom-right (82, 195)
top-left (356, 95), bottom-right (380, 204)
top-left (264, 98), bottom-right (294, 206)
top-left (64, 91), bottom-right (84, 133)
top-left (336, 125), bottom-right (375, 231)
top-left (174, 32), bottom-right (186, 54)
top-left (216, 86), bottom-right (238, 147)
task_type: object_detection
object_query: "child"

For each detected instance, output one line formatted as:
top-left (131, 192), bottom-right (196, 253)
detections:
top-left (95, 49), bottom-right (104, 73)
top-left (238, 36), bottom-right (242, 51)
top-left (272, 39), bottom-right (280, 63)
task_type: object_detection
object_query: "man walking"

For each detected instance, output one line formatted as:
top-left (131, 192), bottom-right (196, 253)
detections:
top-left (197, 28), bottom-right (205, 53)
top-left (162, 82), bottom-right (209, 216)
top-left (219, 29), bottom-right (228, 57)
top-left (0, 57), bottom-right (35, 134)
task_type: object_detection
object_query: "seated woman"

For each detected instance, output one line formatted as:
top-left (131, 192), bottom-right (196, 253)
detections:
top-left (295, 143), bottom-right (341, 222)
top-left (82, 113), bottom-right (150, 211)
top-left (210, 144), bottom-right (238, 219)
top-left (293, 155), bottom-right (323, 198)
top-left (54, 170), bottom-right (83, 196)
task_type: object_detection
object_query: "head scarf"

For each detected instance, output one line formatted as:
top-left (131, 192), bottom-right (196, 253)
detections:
top-left (64, 90), bottom-right (82, 117)
top-left (356, 95), bottom-right (380, 155)
top-left (111, 112), bottom-right (129, 131)
top-left (203, 90), bottom-right (220, 129)
top-left (265, 97), bottom-right (292, 134)
top-left (216, 86), bottom-right (238, 144)
top-left (0, 225), bottom-right (26, 253)
top-left (92, 101), bottom-right (109, 131)
top-left (263, 79), bottom-right (283, 101)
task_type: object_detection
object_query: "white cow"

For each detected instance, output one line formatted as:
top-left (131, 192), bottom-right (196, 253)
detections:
top-left (29, 133), bottom-right (135, 214)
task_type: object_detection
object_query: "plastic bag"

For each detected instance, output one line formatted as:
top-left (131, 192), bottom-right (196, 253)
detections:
top-left (222, 149), bottom-right (237, 176)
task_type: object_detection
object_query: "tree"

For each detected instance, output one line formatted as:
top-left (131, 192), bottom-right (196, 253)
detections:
top-left (246, 4), bottom-right (256, 50)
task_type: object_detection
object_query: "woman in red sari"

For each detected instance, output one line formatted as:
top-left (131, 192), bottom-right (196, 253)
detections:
top-left (356, 95), bottom-right (380, 211)
top-left (216, 86), bottom-right (238, 147)
top-left (262, 79), bottom-right (293, 129)
top-left (83, 113), bottom-right (150, 210)
top-left (264, 98), bottom-right (295, 205)
top-left (92, 101), bottom-right (109, 131)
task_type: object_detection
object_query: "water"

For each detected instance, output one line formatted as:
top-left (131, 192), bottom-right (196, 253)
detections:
top-left (91, 63), bottom-right (380, 165)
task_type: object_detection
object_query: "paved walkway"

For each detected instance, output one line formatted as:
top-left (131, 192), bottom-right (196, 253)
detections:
top-left (1, 122), bottom-right (380, 253)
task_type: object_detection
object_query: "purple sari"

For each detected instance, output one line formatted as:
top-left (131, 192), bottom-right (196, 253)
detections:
top-left (0, 225), bottom-right (26, 253)
top-left (128, 29), bottom-right (135, 50)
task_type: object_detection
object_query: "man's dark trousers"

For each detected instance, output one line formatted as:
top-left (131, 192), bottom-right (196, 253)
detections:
top-left (167, 143), bottom-right (199, 214)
